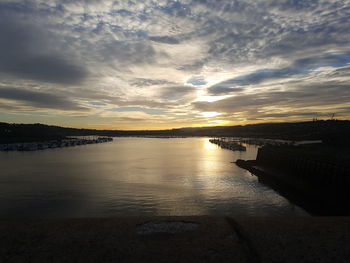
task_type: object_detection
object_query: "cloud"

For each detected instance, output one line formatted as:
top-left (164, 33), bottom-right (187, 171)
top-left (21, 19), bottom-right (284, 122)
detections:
top-left (131, 78), bottom-right (176, 87)
top-left (209, 53), bottom-right (350, 94)
top-left (88, 101), bottom-right (107, 106)
top-left (178, 60), bottom-right (206, 72)
top-left (194, 81), bottom-right (350, 121)
top-left (149, 36), bottom-right (180, 44)
top-left (95, 39), bottom-right (156, 66)
top-left (0, 0), bottom-right (349, 127)
top-left (209, 87), bottom-right (244, 95)
top-left (0, 87), bottom-right (87, 111)
top-left (0, 102), bottom-right (19, 111)
top-left (0, 15), bottom-right (87, 84)
top-left (159, 85), bottom-right (195, 101)
top-left (110, 107), bottom-right (165, 115)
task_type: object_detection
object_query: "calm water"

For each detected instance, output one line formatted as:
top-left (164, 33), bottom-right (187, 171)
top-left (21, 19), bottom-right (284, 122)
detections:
top-left (0, 138), bottom-right (307, 218)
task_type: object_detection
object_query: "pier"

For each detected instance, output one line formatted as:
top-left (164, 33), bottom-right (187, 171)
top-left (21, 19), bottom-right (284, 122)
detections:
top-left (236, 145), bottom-right (350, 215)
top-left (209, 138), bottom-right (246, 151)
top-left (239, 137), bottom-right (322, 147)
top-left (0, 137), bottom-right (113, 152)
top-left (255, 146), bottom-right (350, 186)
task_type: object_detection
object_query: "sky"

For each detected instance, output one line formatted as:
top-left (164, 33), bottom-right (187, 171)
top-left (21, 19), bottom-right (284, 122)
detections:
top-left (0, 0), bottom-right (350, 130)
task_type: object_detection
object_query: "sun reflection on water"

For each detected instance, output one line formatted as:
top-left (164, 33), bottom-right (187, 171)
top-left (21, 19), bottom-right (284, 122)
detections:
top-left (203, 138), bottom-right (218, 150)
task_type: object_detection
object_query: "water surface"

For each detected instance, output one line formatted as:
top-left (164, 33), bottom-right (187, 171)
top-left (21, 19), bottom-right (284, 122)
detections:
top-left (0, 137), bottom-right (307, 218)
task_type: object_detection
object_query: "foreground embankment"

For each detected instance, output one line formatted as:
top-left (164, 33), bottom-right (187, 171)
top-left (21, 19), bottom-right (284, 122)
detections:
top-left (1, 216), bottom-right (349, 263)
top-left (236, 145), bottom-right (350, 215)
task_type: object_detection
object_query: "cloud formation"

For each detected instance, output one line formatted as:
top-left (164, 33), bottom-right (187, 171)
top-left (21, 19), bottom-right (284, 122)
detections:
top-left (208, 53), bottom-right (350, 94)
top-left (0, 87), bottom-right (87, 111)
top-left (0, 15), bottom-right (87, 84)
top-left (0, 0), bottom-right (349, 128)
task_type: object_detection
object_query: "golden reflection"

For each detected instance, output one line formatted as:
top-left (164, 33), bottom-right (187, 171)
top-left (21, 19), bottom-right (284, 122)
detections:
top-left (197, 138), bottom-right (227, 181)
top-left (203, 138), bottom-right (218, 150)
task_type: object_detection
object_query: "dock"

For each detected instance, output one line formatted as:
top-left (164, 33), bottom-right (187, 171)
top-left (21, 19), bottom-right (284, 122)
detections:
top-left (235, 145), bottom-right (350, 215)
top-left (0, 137), bottom-right (113, 152)
top-left (209, 138), bottom-right (246, 151)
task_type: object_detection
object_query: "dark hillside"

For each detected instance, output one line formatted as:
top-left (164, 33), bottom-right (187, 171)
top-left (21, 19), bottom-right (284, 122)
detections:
top-left (1, 120), bottom-right (350, 144)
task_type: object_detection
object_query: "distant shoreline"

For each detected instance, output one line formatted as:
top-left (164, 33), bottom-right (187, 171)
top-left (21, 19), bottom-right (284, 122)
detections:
top-left (0, 137), bottom-right (113, 152)
top-left (2, 120), bottom-right (350, 143)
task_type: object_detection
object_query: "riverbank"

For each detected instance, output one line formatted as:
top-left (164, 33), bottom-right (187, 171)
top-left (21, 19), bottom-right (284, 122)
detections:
top-left (2, 120), bottom-right (350, 141)
top-left (1, 216), bottom-right (349, 263)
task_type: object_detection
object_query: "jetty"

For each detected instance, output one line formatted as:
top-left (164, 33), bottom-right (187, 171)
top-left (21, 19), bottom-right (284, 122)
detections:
top-left (209, 138), bottom-right (246, 151)
top-left (0, 137), bottom-right (113, 152)
top-left (236, 144), bottom-right (350, 215)
top-left (239, 137), bottom-right (322, 147)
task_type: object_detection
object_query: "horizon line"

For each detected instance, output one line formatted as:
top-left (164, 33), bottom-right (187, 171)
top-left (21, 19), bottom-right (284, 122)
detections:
top-left (2, 119), bottom-right (348, 132)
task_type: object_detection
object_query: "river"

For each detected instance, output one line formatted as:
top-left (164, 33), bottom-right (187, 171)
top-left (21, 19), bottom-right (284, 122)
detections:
top-left (0, 137), bottom-right (307, 218)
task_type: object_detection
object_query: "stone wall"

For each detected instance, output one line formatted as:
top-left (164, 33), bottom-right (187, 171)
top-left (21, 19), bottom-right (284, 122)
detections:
top-left (256, 147), bottom-right (350, 187)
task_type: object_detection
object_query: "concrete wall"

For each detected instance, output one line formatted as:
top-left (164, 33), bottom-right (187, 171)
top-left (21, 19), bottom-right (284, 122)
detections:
top-left (256, 147), bottom-right (350, 187)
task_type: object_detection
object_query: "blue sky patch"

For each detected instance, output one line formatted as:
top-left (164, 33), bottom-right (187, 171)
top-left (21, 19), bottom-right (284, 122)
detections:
top-left (88, 101), bottom-right (106, 106)
top-left (187, 76), bottom-right (207, 86)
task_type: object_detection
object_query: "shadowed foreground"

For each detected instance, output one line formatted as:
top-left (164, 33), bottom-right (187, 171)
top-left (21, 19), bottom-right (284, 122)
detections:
top-left (1, 217), bottom-right (349, 263)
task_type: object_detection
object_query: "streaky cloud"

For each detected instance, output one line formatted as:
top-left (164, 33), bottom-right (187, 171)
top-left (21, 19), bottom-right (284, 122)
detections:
top-left (149, 36), bottom-right (180, 44)
top-left (110, 107), bottom-right (165, 115)
top-left (160, 86), bottom-right (195, 101)
top-left (0, 0), bottom-right (349, 126)
top-left (0, 15), bottom-right (87, 85)
top-left (0, 87), bottom-right (87, 111)
top-left (131, 78), bottom-right (176, 87)
top-left (209, 53), bottom-right (350, 94)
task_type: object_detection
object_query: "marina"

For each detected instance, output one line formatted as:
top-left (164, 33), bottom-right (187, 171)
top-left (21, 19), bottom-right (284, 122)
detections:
top-left (0, 137), bottom-right (113, 151)
top-left (209, 138), bottom-right (246, 151)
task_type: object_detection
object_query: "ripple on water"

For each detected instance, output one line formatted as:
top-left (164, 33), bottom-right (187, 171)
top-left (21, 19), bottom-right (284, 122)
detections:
top-left (0, 138), bottom-right (309, 218)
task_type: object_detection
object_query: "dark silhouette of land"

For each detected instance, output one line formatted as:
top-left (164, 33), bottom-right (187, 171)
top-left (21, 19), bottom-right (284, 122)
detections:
top-left (2, 120), bottom-right (349, 215)
top-left (1, 120), bottom-right (350, 144)
top-left (235, 139), bottom-right (350, 215)
top-left (1, 121), bottom-right (350, 261)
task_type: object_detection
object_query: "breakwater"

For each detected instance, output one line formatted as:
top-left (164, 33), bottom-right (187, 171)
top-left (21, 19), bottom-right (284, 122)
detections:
top-left (0, 137), bottom-right (113, 151)
top-left (209, 138), bottom-right (246, 151)
top-left (239, 138), bottom-right (322, 146)
top-left (236, 146), bottom-right (350, 215)
top-left (256, 147), bottom-right (350, 186)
